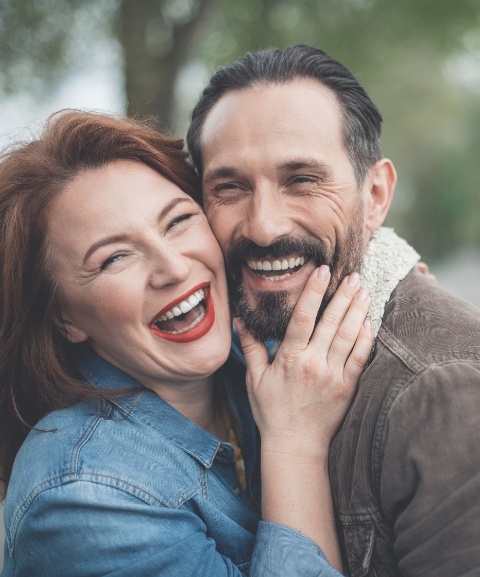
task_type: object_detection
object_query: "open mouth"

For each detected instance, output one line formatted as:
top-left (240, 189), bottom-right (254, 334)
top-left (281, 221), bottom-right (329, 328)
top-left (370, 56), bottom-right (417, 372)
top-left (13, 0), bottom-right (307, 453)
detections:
top-left (149, 282), bottom-right (215, 343)
top-left (246, 255), bottom-right (308, 281)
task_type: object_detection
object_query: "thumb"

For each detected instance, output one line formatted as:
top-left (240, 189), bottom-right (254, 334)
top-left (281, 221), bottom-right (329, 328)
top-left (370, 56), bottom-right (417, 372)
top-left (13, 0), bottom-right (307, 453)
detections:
top-left (233, 318), bottom-right (269, 382)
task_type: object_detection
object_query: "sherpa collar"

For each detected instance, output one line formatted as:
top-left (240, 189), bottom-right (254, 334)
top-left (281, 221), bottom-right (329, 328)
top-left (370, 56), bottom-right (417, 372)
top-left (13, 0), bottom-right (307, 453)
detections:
top-left (359, 227), bottom-right (420, 336)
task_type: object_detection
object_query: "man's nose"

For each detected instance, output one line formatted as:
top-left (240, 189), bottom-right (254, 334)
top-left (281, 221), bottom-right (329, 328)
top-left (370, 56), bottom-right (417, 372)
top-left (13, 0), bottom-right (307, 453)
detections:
top-left (243, 187), bottom-right (294, 247)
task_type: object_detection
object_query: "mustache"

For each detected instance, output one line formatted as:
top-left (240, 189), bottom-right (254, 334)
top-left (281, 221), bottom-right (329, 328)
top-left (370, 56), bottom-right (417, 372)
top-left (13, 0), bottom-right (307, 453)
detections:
top-left (225, 236), bottom-right (335, 268)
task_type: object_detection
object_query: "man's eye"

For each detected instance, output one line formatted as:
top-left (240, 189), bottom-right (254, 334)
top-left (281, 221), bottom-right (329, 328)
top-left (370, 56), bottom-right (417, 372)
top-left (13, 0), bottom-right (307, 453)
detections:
top-left (214, 182), bottom-right (242, 193)
top-left (291, 176), bottom-right (316, 184)
top-left (100, 254), bottom-right (125, 270)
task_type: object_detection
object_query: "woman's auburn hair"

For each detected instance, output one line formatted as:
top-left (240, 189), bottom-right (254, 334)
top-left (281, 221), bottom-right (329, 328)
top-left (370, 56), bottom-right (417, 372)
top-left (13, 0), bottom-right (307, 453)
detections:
top-left (0, 110), bottom-right (201, 495)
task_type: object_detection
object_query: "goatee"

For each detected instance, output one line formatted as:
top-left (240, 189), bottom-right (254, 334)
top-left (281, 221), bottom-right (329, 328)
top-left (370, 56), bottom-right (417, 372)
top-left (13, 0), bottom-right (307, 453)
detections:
top-left (226, 223), bottom-right (365, 342)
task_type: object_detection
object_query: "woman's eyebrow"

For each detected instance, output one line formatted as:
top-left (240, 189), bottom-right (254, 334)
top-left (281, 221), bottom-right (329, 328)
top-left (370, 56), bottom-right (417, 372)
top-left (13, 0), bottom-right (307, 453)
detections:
top-left (82, 197), bottom-right (195, 264)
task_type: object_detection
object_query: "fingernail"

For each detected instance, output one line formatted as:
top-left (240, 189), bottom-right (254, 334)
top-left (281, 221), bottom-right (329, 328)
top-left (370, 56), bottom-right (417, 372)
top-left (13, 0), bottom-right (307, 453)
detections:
top-left (316, 265), bottom-right (330, 281)
top-left (347, 272), bottom-right (360, 286)
top-left (356, 288), bottom-right (369, 301)
top-left (363, 318), bottom-right (372, 330)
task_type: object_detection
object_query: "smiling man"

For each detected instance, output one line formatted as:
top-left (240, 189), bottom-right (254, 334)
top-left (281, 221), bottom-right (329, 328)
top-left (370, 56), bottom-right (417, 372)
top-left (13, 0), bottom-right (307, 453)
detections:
top-left (187, 45), bottom-right (480, 576)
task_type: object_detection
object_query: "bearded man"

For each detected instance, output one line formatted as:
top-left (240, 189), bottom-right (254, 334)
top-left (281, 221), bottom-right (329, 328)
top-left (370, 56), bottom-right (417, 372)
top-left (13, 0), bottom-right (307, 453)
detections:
top-left (187, 45), bottom-right (480, 577)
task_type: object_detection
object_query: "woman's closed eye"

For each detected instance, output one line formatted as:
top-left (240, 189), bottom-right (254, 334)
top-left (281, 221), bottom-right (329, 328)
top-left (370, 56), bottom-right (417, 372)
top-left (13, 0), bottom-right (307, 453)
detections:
top-left (167, 212), bottom-right (194, 230)
top-left (100, 253), bottom-right (126, 270)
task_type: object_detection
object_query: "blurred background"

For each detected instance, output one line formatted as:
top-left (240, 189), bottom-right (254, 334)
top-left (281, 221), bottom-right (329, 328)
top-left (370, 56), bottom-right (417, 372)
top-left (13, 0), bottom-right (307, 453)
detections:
top-left (0, 0), bottom-right (479, 563)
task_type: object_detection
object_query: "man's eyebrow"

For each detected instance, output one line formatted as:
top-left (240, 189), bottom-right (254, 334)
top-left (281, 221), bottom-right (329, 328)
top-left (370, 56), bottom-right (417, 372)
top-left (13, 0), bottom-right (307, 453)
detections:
top-left (278, 158), bottom-right (330, 172)
top-left (203, 166), bottom-right (241, 183)
top-left (82, 197), bottom-right (194, 264)
top-left (203, 159), bottom-right (330, 183)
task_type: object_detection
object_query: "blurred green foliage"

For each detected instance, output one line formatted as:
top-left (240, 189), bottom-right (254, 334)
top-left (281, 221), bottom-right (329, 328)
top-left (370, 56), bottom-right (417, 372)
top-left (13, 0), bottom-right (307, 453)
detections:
top-left (0, 0), bottom-right (479, 260)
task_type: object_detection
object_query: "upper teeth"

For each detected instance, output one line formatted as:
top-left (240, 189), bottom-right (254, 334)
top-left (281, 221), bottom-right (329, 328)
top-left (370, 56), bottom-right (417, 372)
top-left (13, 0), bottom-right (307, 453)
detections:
top-left (247, 256), bottom-right (305, 271)
top-left (156, 289), bottom-right (205, 321)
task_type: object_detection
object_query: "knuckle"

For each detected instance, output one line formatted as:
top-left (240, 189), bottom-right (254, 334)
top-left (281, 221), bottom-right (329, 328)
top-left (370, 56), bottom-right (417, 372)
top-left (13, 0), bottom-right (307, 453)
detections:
top-left (302, 357), bottom-right (319, 379)
top-left (241, 341), bottom-right (257, 355)
top-left (294, 308), bottom-right (314, 328)
top-left (349, 351), bottom-right (369, 371)
top-left (277, 352), bottom-right (298, 373)
top-left (337, 325), bottom-right (358, 343)
top-left (321, 310), bottom-right (341, 329)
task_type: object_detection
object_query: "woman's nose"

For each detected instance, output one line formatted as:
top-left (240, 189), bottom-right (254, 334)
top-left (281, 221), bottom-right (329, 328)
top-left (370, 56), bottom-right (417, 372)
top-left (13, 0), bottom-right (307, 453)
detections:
top-left (148, 246), bottom-right (191, 289)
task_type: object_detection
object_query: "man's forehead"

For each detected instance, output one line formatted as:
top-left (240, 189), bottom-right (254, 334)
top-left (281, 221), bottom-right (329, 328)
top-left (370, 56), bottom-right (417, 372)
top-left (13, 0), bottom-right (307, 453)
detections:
top-left (201, 79), bottom-right (341, 139)
top-left (199, 79), bottom-right (345, 173)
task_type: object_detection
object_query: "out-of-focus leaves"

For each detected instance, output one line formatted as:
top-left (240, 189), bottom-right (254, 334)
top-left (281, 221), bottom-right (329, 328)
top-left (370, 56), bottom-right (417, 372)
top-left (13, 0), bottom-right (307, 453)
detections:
top-left (0, 0), bottom-right (117, 95)
top-left (0, 0), bottom-right (479, 258)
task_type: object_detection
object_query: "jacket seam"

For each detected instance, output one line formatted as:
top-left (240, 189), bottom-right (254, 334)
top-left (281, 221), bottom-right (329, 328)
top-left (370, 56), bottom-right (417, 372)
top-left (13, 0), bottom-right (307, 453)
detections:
top-left (8, 473), bottom-right (197, 562)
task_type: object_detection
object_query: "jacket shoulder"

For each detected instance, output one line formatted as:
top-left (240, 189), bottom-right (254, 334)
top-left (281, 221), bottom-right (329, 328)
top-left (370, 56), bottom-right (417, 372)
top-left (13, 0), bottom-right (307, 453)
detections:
top-left (5, 399), bottom-right (201, 522)
top-left (379, 268), bottom-right (480, 367)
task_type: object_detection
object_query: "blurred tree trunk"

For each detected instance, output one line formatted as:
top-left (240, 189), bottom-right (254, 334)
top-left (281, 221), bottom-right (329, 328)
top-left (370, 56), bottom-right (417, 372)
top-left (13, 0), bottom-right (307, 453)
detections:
top-left (119, 0), bottom-right (215, 130)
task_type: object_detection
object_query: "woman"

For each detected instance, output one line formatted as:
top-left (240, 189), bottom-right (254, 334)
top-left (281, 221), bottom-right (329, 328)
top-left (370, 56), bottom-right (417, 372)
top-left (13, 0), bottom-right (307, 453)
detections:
top-left (0, 111), bottom-right (373, 576)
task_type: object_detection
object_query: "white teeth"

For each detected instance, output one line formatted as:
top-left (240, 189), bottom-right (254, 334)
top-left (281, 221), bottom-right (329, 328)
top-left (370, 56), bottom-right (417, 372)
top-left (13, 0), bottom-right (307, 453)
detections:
top-left (272, 260), bottom-right (282, 271)
top-left (187, 294), bottom-right (200, 308)
top-left (155, 289), bottom-right (205, 322)
top-left (260, 273), bottom-right (292, 281)
top-left (179, 301), bottom-right (192, 314)
top-left (163, 309), bottom-right (206, 334)
top-left (247, 256), bottom-right (307, 272)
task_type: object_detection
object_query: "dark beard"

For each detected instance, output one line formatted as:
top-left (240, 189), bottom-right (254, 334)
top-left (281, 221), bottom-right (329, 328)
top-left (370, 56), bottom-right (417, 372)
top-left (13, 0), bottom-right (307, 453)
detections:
top-left (226, 220), bottom-right (365, 343)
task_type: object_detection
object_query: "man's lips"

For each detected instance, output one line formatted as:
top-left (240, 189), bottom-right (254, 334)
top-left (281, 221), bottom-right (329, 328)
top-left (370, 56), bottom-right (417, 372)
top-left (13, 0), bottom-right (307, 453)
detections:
top-left (149, 282), bottom-right (215, 343)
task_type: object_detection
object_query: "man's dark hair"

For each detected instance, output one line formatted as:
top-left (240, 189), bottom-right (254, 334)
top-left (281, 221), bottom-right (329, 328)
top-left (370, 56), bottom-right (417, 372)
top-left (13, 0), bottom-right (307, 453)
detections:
top-left (187, 44), bottom-right (383, 185)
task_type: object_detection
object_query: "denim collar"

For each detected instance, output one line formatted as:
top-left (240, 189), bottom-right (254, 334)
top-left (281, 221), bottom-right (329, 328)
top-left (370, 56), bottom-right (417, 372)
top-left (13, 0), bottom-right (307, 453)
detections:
top-left (78, 350), bottom-right (223, 469)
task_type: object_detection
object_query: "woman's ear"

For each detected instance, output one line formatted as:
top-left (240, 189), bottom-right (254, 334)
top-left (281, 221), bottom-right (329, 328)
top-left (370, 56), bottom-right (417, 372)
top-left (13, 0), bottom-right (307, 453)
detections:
top-left (365, 159), bottom-right (396, 232)
top-left (55, 315), bottom-right (88, 344)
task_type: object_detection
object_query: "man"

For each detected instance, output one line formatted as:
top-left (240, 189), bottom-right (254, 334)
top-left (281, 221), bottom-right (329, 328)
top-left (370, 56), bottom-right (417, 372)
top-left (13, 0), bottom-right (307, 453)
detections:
top-left (186, 45), bottom-right (480, 576)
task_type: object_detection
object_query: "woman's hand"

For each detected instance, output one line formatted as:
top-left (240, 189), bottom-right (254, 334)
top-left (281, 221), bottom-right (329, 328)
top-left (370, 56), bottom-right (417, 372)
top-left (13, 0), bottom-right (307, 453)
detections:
top-left (236, 265), bottom-right (374, 458)
top-left (235, 265), bottom-right (374, 571)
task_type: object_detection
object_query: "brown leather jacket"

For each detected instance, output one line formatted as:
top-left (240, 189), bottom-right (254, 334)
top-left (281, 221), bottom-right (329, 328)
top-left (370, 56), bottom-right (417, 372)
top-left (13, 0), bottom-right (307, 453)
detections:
top-left (330, 268), bottom-right (480, 577)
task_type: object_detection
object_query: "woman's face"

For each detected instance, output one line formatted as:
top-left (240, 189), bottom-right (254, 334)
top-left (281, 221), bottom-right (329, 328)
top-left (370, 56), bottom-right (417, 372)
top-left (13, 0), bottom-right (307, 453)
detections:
top-left (47, 160), bottom-right (231, 394)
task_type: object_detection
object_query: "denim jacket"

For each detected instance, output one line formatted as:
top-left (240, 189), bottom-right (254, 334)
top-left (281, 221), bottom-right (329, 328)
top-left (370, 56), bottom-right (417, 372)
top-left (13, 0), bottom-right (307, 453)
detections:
top-left (1, 352), bottom-right (339, 577)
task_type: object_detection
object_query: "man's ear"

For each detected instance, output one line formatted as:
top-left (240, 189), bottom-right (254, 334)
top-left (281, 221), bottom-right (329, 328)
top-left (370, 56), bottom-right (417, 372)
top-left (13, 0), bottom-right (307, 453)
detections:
top-left (365, 158), bottom-right (396, 231)
top-left (55, 315), bottom-right (88, 344)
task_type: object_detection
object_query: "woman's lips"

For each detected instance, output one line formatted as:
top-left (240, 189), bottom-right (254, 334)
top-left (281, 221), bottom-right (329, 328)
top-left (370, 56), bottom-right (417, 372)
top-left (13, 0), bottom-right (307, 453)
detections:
top-left (149, 282), bottom-right (215, 343)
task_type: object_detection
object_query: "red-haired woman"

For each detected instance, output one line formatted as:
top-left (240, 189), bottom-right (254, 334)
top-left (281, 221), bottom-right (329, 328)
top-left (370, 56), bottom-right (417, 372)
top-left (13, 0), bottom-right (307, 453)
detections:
top-left (0, 111), bottom-right (372, 576)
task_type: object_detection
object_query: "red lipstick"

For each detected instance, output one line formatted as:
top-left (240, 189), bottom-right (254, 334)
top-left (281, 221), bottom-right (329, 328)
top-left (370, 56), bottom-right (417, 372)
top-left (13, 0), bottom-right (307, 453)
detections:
top-left (149, 282), bottom-right (215, 343)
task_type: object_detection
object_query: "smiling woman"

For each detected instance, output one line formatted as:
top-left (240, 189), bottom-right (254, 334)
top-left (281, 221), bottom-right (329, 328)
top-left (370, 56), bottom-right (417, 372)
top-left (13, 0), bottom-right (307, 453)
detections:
top-left (0, 111), bottom-right (373, 577)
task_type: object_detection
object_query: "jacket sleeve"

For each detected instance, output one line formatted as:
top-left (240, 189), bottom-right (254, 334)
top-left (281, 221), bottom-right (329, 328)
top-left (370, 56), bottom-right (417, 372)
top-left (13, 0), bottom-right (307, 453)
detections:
top-left (6, 481), bottom-right (343, 577)
top-left (381, 361), bottom-right (480, 576)
top-left (251, 521), bottom-right (344, 577)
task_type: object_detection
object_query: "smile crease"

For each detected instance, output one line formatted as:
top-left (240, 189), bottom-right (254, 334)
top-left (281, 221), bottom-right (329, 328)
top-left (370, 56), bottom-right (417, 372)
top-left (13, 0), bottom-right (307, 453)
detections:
top-left (152, 288), bottom-right (206, 335)
top-left (247, 256), bottom-right (306, 281)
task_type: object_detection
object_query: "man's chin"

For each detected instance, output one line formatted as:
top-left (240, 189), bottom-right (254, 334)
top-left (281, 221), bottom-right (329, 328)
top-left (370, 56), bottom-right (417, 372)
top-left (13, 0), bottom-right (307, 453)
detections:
top-left (232, 287), bottom-right (294, 342)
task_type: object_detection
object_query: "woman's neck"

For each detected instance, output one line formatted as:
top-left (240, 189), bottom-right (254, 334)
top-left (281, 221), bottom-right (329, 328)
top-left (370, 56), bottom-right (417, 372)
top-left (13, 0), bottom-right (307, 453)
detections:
top-left (151, 375), bottom-right (228, 441)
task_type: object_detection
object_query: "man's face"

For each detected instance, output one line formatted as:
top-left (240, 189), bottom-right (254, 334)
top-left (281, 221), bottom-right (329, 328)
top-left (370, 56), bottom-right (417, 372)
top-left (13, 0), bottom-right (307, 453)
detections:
top-left (200, 79), bottom-right (372, 341)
